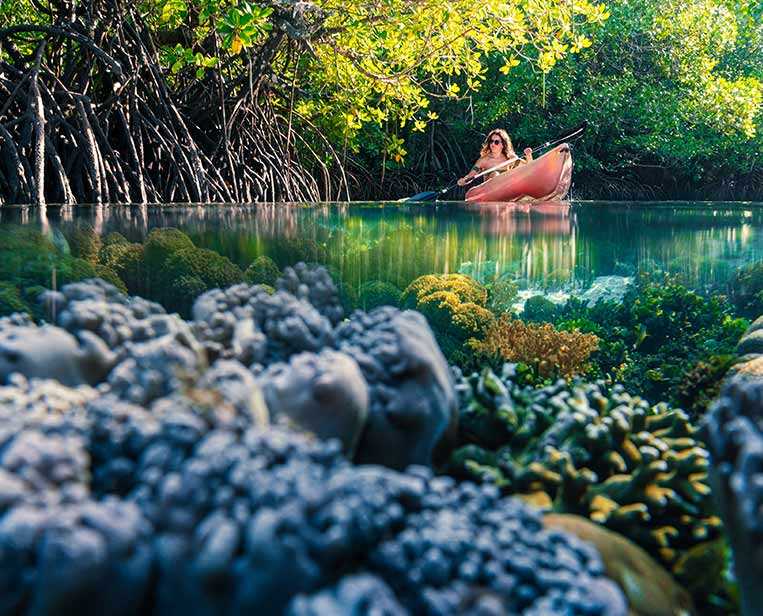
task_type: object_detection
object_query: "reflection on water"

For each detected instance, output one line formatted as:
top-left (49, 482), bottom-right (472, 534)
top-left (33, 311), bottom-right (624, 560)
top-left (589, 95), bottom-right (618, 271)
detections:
top-left (1, 201), bottom-right (761, 293)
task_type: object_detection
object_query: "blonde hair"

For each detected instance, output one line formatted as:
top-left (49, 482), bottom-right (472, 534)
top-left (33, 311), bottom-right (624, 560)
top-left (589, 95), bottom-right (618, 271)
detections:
top-left (480, 129), bottom-right (515, 158)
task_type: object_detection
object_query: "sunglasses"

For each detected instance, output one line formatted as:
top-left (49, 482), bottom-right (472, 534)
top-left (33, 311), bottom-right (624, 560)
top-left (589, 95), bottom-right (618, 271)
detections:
top-left (490, 138), bottom-right (503, 145)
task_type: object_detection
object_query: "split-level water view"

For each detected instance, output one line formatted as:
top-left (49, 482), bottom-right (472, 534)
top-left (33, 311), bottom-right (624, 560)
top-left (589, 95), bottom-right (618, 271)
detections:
top-left (2, 200), bottom-right (763, 616)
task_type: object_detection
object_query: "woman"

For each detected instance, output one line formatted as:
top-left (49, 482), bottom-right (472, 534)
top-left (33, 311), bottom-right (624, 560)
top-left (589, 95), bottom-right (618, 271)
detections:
top-left (457, 129), bottom-right (532, 187)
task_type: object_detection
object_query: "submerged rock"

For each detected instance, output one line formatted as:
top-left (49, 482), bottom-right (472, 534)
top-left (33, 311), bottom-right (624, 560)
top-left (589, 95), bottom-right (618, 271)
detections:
top-left (580, 275), bottom-right (632, 307)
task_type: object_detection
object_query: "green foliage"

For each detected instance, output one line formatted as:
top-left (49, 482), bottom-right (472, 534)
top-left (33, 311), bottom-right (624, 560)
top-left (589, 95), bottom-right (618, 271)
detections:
top-left (432, 0), bottom-right (762, 197)
top-left (244, 255), bottom-right (281, 287)
top-left (137, 0), bottom-right (609, 166)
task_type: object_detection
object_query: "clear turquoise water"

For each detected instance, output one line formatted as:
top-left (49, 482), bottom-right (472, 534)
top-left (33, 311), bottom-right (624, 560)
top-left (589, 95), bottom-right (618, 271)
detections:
top-left (1, 201), bottom-right (762, 297)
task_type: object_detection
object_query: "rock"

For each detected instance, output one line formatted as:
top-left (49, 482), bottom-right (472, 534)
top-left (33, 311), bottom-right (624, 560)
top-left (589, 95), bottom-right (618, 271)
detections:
top-left (544, 514), bottom-right (696, 616)
top-left (580, 275), bottom-right (632, 307)
top-left (737, 329), bottom-right (763, 355)
top-left (726, 356), bottom-right (763, 380)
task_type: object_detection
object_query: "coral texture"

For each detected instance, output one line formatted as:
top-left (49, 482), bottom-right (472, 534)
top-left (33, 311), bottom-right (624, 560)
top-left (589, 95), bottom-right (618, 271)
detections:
top-left (704, 377), bottom-right (763, 616)
top-left (401, 273), bottom-right (494, 365)
top-left (470, 316), bottom-right (599, 379)
top-left (0, 373), bottom-right (627, 616)
top-left (336, 307), bottom-right (458, 469)
top-left (449, 366), bottom-right (721, 581)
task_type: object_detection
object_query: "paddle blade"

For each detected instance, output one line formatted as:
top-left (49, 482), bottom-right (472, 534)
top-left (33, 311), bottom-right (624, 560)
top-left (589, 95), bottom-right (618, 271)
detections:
top-left (402, 190), bottom-right (439, 202)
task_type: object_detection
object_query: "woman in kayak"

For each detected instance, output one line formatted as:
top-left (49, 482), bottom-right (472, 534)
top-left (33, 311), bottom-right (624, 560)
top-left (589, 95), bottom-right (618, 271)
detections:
top-left (457, 129), bottom-right (532, 186)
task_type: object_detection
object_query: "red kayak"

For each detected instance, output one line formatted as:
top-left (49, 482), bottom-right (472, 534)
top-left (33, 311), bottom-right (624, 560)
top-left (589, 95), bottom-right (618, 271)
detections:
top-left (465, 143), bottom-right (573, 203)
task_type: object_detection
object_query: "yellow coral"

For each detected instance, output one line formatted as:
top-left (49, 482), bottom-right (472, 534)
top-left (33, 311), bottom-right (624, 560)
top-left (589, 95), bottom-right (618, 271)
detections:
top-left (402, 273), bottom-right (488, 307)
top-left (470, 315), bottom-right (600, 379)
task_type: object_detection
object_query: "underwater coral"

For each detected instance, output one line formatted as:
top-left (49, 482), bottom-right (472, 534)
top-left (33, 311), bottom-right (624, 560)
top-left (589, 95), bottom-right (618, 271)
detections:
top-left (401, 273), bottom-right (494, 366)
top-left (448, 366), bottom-right (722, 590)
top-left (470, 316), bottom-right (599, 380)
top-left (0, 273), bottom-right (631, 616)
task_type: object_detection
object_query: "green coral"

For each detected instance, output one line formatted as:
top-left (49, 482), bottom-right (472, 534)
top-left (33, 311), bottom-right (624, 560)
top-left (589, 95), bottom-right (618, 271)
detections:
top-left (448, 366), bottom-right (721, 586)
top-left (358, 280), bottom-right (402, 310)
top-left (522, 294), bottom-right (559, 323)
top-left (66, 226), bottom-right (102, 265)
top-left (401, 274), bottom-right (494, 366)
top-left (486, 276), bottom-right (519, 315)
top-left (143, 228), bottom-right (195, 271)
top-left (100, 242), bottom-right (145, 294)
top-left (94, 265), bottom-right (127, 294)
top-left (244, 256), bottom-right (281, 287)
top-left (729, 261), bottom-right (763, 319)
top-left (0, 282), bottom-right (31, 317)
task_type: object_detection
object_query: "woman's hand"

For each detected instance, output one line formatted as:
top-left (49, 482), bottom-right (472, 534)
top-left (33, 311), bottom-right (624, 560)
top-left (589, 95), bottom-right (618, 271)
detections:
top-left (523, 147), bottom-right (533, 161)
top-left (457, 176), bottom-right (468, 186)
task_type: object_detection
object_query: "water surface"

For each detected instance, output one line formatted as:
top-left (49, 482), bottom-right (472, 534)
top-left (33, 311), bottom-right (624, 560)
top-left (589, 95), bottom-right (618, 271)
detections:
top-left (1, 200), bottom-right (761, 295)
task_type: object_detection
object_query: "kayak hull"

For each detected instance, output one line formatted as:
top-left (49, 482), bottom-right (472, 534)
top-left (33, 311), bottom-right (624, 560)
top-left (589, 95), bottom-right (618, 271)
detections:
top-left (465, 143), bottom-right (573, 203)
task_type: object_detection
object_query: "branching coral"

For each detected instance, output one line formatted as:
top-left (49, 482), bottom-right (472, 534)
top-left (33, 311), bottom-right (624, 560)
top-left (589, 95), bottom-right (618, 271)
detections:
top-left (470, 316), bottom-right (599, 379)
top-left (448, 367), bottom-right (722, 585)
top-left (401, 274), bottom-right (494, 366)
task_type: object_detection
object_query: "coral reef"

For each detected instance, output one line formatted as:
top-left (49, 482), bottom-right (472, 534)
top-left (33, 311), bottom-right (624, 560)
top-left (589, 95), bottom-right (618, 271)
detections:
top-left (704, 377), bottom-right (763, 616)
top-left (67, 225), bottom-right (102, 265)
top-left (729, 262), bottom-right (763, 319)
top-left (244, 255), bottom-right (281, 287)
top-left (0, 369), bottom-right (627, 615)
top-left (258, 350), bottom-right (369, 456)
top-left (336, 307), bottom-right (458, 469)
top-left (543, 513), bottom-right (695, 616)
top-left (358, 280), bottom-right (402, 311)
top-left (448, 366), bottom-right (722, 584)
top-left (276, 262), bottom-right (345, 325)
top-left (0, 324), bottom-right (115, 386)
top-left (521, 295), bottom-right (559, 323)
top-left (470, 316), bottom-right (599, 380)
top-left (401, 274), bottom-right (494, 365)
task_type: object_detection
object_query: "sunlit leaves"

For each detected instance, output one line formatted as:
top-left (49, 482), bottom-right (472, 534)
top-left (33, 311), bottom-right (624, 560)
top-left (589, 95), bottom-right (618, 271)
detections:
top-left (218, 3), bottom-right (273, 54)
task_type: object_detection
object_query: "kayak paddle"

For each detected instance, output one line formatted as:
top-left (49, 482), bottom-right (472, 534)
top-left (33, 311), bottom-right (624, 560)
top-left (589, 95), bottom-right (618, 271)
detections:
top-left (402, 121), bottom-right (587, 202)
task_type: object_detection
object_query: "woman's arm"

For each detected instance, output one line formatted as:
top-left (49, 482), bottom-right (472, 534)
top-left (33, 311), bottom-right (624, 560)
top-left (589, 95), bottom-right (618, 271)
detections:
top-left (457, 160), bottom-right (483, 186)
